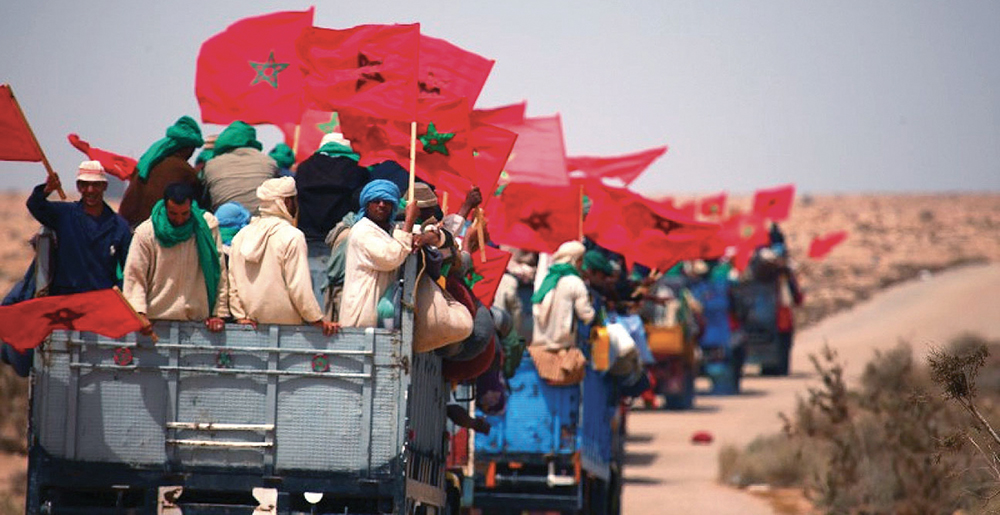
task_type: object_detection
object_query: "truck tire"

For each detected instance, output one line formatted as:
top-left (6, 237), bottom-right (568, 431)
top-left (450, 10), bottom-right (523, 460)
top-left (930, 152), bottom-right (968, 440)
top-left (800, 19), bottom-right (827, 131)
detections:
top-left (761, 334), bottom-right (791, 376)
top-left (663, 367), bottom-right (695, 410)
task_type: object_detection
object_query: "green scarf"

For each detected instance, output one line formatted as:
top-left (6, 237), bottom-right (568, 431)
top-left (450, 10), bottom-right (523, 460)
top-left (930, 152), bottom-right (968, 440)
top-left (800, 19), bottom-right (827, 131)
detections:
top-left (269, 143), bottom-right (296, 169)
top-left (150, 199), bottom-right (222, 314)
top-left (136, 116), bottom-right (204, 181)
top-left (531, 263), bottom-right (580, 304)
top-left (213, 121), bottom-right (263, 157)
top-left (317, 141), bottom-right (359, 161)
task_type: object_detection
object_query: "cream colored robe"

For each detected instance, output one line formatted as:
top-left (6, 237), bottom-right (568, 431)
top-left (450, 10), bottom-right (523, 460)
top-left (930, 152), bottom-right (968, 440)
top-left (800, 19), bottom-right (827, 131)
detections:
top-left (531, 275), bottom-right (595, 350)
top-left (123, 212), bottom-right (230, 321)
top-left (228, 215), bottom-right (324, 324)
top-left (338, 217), bottom-right (413, 328)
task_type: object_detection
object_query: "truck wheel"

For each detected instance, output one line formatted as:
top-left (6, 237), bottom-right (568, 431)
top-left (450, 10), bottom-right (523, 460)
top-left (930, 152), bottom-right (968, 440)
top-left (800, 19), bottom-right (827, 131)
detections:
top-left (663, 368), bottom-right (695, 410)
top-left (444, 484), bottom-right (461, 515)
top-left (761, 334), bottom-right (791, 377)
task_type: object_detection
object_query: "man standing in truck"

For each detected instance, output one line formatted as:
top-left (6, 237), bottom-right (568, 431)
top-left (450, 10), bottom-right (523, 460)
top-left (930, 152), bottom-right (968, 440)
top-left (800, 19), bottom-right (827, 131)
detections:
top-left (122, 182), bottom-right (229, 332)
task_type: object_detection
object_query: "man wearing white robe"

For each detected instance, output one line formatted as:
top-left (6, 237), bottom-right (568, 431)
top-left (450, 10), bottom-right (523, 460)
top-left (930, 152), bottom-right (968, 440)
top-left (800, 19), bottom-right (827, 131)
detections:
top-left (531, 241), bottom-right (595, 350)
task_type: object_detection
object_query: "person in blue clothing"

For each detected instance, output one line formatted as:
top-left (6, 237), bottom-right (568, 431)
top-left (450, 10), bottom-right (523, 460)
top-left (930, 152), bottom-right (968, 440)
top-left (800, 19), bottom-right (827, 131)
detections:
top-left (27, 161), bottom-right (132, 295)
top-left (688, 260), bottom-right (744, 394)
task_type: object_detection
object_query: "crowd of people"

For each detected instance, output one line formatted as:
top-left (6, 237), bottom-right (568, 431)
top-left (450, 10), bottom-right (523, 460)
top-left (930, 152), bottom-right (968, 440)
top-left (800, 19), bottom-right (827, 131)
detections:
top-left (1, 114), bottom-right (802, 421)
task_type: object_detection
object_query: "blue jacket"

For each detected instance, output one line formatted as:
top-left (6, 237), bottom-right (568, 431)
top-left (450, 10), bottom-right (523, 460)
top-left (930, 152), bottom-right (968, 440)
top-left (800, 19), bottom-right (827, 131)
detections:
top-left (26, 184), bottom-right (132, 295)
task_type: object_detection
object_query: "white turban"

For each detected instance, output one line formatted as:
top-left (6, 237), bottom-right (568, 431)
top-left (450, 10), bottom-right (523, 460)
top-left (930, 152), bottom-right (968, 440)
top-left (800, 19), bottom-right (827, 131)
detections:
top-left (256, 177), bottom-right (297, 202)
top-left (552, 241), bottom-right (586, 265)
top-left (319, 131), bottom-right (351, 150)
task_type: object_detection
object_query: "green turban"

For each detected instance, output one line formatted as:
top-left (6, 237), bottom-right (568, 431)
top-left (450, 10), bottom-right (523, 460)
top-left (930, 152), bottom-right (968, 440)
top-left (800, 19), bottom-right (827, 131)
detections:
top-left (135, 116), bottom-right (204, 181)
top-left (213, 121), bottom-right (263, 157)
top-left (582, 250), bottom-right (613, 275)
top-left (268, 143), bottom-right (296, 169)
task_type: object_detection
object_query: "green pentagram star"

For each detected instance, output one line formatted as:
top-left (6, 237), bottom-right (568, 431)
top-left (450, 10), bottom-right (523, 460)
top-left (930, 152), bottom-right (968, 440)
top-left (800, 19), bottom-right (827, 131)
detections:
top-left (419, 122), bottom-right (455, 156)
top-left (316, 113), bottom-right (340, 134)
top-left (249, 51), bottom-right (289, 89)
top-left (464, 269), bottom-right (485, 290)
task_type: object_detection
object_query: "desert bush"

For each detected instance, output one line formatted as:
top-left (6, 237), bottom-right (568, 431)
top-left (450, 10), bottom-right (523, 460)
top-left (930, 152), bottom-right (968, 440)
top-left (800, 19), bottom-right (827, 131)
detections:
top-left (0, 367), bottom-right (27, 455)
top-left (720, 339), bottom-right (1000, 514)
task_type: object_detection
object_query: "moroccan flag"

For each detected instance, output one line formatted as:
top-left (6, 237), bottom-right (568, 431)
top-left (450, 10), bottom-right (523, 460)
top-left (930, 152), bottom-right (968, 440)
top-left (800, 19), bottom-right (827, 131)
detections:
top-left (566, 146), bottom-right (667, 186)
top-left (752, 184), bottom-right (795, 222)
top-left (486, 182), bottom-right (580, 254)
top-left (699, 192), bottom-right (727, 218)
top-left (584, 181), bottom-right (718, 270)
top-left (278, 108), bottom-right (341, 163)
top-left (0, 84), bottom-right (43, 162)
top-left (493, 115), bottom-right (569, 187)
top-left (340, 96), bottom-right (475, 190)
top-left (720, 213), bottom-right (770, 270)
top-left (432, 122), bottom-right (518, 210)
top-left (472, 101), bottom-right (527, 127)
top-left (418, 34), bottom-right (494, 106)
top-left (67, 134), bottom-right (137, 181)
top-left (297, 23), bottom-right (420, 122)
top-left (196, 8), bottom-right (314, 125)
top-left (0, 289), bottom-right (145, 352)
top-left (808, 230), bottom-right (849, 260)
top-left (465, 246), bottom-right (512, 309)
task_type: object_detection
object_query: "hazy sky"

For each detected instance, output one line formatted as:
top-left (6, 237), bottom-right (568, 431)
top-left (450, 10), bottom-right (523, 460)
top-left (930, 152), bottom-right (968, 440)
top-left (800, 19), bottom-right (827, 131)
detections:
top-left (2, 1), bottom-right (998, 195)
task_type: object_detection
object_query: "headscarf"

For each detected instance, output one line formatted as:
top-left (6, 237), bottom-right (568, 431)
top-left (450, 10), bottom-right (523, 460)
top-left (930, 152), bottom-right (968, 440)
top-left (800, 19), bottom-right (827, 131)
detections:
top-left (358, 179), bottom-right (401, 221)
top-left (136, 116), bottom-right (204, 181)
top-left (583, 250), bottom-right (613, 275)
top-left (212, 121), bottom-right (263, 157)
top-left (149, 199), bottom-right (221, 314)
top-left (316, 134), bottom-right (360, 161)
top-left (237, 177), bottom-right (297, 263)
top-left (411, 183), bottom-right (438, 208)
top-left (268, 143), bottom-right (296, 169)
top-left (531, 241), bottom-right (585, 304)
top-left (215, 202), bottom-right (251, 245)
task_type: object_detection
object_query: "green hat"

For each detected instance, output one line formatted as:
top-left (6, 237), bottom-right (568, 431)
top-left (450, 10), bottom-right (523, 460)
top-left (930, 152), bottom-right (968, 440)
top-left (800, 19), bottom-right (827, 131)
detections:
top-left (268, 143), bottom-right (295, 169)
top-left (213, 121), bottom-right (263, 157)
top-left (135, 116), bottom-right (204, 181)
top-left (583, 250), bottom-right (613, 275)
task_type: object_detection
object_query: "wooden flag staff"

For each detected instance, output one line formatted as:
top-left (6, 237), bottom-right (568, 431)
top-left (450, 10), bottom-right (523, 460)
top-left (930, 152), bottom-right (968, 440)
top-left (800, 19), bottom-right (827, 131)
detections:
top-left (7, 85), bottom-right (66, 200)
top-left (578, 184), bottom-right (585, 241)
top-left (408, 121), bottom-right (417, 204)
top-left (291, 124), bottom-right (301, 159)
top-left (475, 208), bottom-right (487, 263)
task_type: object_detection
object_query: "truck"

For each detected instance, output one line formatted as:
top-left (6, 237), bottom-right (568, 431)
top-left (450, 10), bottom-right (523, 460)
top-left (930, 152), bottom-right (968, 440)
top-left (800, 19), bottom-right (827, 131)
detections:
top-left (467, 340), bottom-right (625, 515)
top-left (24, 256), bottom-right (453, 514)
top-left (731, 277), bottom-right (788, 376)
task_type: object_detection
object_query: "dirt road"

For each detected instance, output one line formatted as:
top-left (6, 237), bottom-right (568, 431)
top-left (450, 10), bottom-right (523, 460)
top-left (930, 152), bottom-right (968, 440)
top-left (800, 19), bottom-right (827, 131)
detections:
top-left (622, 264), bottom-right (1000, 514)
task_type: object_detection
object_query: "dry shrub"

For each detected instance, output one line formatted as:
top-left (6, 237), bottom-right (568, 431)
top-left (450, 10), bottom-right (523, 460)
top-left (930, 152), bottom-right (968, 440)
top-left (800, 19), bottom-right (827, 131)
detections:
top-left (0, 367), bottom-right (27, 455)
top-left (721, 338), bottom-right (1000, 514)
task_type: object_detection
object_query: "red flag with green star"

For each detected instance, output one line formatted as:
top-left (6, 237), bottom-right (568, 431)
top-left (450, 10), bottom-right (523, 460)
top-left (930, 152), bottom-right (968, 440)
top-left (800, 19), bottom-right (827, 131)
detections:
top-left (277, 108), bottom-right (341, 163)
top-left (752, 183), bottom-right (795, 222)
top-left (0, 289), bottom-right (145, 352)
top-left (340, 96), bottom-right (477, 193)
top-left (808, 230), bottom-right (849, 260)
top-left (196, 8), bottom-right (314, 125)
top-left (699, 192), bottom-right (727, 218)
top-left (296, 23), bottom-right (420, 122)
top-left (418, 34), bottom-right (494, 106)
top-left (486, 182), bottom-right (580, 254)
top-left (465, 246), bottom-right (512, 308)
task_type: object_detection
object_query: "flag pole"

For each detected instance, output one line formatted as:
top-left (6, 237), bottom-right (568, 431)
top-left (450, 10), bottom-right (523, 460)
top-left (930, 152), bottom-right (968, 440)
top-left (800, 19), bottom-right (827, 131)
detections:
top-left (578, 184), bottom-right (585, 242)
top-left (112, 286), bottom-right (158, 344)
top-left (291, 124), bottom-right (301, 158)
top-left (7, 85), bottom-right (66, 200)
top-left (475, 208), bottom-right (487, 263)
top-left (441, 191), bottom-right (449, 216)
top-left (408, 121), bottom-right (417, 204)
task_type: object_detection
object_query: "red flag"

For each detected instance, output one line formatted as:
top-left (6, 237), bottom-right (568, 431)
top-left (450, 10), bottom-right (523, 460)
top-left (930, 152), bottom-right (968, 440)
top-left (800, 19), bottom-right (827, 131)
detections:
top-left (584, 181), bottom-right (718, 270)
top-left (433, 122), bottom-right (517, 209)
top-left (297, 24), bottom-right (420, 122)
top-left (418, 34), bottom-right (494, 106)
top-left (67, 134), bottom-right (137, 181)
top-left (493, 115), bottom-right (569, 187)
top-left (699, 192), bottom-right (727, 218)
top-left (0, 289), bottom-right (145, 352)
top-left (472, 101), bottom-right (527, 127)
top-left (717, 213), bottom-right (770, 270)
top-left (752, 184), bottom-right (795, 222)
top-left (0, 84), bottom-right (43, 162)
top-left (340, 96), bottom-right (475, 188)
top-left (278, 108), bottom-right (341, 163)
top-left (566, 146), bottom-right (667, 185)
top-left (196, 8), bottom-right (314, 125)
top-left (486, 182), bottom-right (580, 253)
top-left (808, 230), bottom-right (849, 259)
top-left (465, 246), bottom-right (512, 308)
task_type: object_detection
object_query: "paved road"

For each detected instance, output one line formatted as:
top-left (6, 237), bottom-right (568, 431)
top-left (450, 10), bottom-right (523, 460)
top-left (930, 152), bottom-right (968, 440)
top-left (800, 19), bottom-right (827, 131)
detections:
top-left (622, 264), bottom-right (1000, 514)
